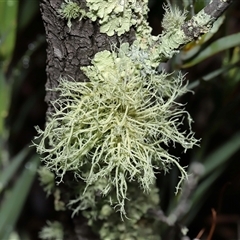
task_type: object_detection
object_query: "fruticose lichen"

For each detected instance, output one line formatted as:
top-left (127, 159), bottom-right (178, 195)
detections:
top-left (58, 0), bottom-right (82, 28)
top-left (66, 177), bottom-right (160, 239)
top-left (39, 221), bottom-right (64, 240)
top-left (152, 4), bottom-right (189, 62)
top-left (88, 182), bottom-right (160, 240)
top-left (38, 166), bottom-right (55, 196)
top-left (35, 42), bottom-right (198, 216)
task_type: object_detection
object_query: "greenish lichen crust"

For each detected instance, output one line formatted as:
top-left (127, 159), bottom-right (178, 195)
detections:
top-left (58, 0), bottom-right (149, 36)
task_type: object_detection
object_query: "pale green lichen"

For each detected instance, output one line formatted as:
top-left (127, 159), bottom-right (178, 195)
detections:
top-left (155, 4), bottom-right (189, 62)
top-left (34, 43), bottom-right (198, 216)
top-left (85, 0), bottom-right (149, 36)
top-left (68, 177), bottom-right (111, 216)
top-left (39, 221), bottom-right (64, 240)
top-left (54, 189), bottom-right (66, 211)
top-left (192, 9), bottom-right (213, 28)
top-left (38, 166), bottom-right (55, 196)
top-left (88, 182), bottom-right (160, 240)
top-left (34, 0), bottom-right (222, 238)
top-left (58, 0), bottom-right (150, 36)
top-left (58, 0), bottom-right (82, 28)
top-left (68, 179), bottom-right (160, 239)
top-left (162, 4), bottom-right (188, 32)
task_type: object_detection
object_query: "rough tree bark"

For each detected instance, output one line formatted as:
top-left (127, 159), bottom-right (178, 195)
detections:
top-left (40, 0), bottom-right (135, 115)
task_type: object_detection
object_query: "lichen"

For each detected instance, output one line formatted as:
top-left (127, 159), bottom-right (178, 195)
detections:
top-left (54, 189), bottom-right (66, 211)
top-left (89, 182), bottom-right (160, 240)
top-left (58, 0), bottom-right (83, 28)
top-left (192, 10), bottom-right (213, 28)
top-left (162, 4), bottom-right (187, 32)
top-left (39, 221), bottom-right (64, 240)
top-left (38, 166), bottom-right (55, 196)
top-left (154, 4), bottom-right (189, 62)
top-left (85, 0), bottom-right (149, 36)
top-left (58, 0), bottom-right (150, 36)
top-left (68, 179), bottom-right (160, 239)
top-left (34, 42), bottom-right (198, 216)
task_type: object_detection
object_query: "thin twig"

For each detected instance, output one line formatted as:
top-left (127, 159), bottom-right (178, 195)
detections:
top-left (195, 228), bottom-right (205, 239)
top-left (159, 0), bottom-right (234, 62)
top-left (150, 162), bottom-right (204, 225)
top-left (207, 209), bottom-right (217, 240)
top-left (182, 0), bottom-right (234, 41)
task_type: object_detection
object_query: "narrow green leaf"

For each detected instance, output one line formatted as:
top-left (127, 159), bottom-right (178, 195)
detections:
top-left (0, 148), bottom-right (29, 193)
top-left (202, 133), bottom-right (240, 177)
top-left (187, 60), bottom-right (240, 90)
top-left (0, 155), bottom-right (39, 239)
top-left (183, 167), bottom-right (225, 224)
top-left (183, 133), bottom-right (240, 224)
top-left (0, 71), bottom-right (10, 134)
top-left (182, 32), bottom-right (240, 68)
top-left (18, 0), bottom-right (39, 30)
top-left (0, 0), bottom-right (19, 69)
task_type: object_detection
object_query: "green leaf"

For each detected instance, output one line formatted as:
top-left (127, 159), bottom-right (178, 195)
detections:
top-left (0, 0), bottom-right (19, 69)
top-left (18, 0), bottom-right (39, 30)
top-left (182, 32), bottom-right (240, 68)
top-left (0, 71), bottom-right (10, 135)
top-left (0, 155), bottom-right (39, 239)
top-left (0, 148), bottom-right (29, 193)
top-left (187, 60), bottom-right (240, 90)
top-left (184, 133), bottom-right (240, 224)
top-left (183, 167), bottom-right (224, 224)
top-left (202, 133), bottom-right (240, 177)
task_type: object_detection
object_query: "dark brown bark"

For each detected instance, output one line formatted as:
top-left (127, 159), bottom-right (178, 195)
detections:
top-left (40, 0), bottom-right (135, 115)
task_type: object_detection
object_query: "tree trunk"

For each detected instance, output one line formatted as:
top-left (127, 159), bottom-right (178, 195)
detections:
top-left (39, 0), bottom-right (135, 239)
top-left (40, 0), bottom-right (135, 115)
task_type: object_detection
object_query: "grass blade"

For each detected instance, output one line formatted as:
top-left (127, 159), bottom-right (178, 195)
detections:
top-left (0, 148), bottom-right (29, 193)
top-left (182, 32), bottom-right (240, 68)
top-left (0, 155), bottom-right (39, 239)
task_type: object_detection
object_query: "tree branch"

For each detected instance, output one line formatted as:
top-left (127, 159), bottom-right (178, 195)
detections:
top-left (158, 0), bottom-right (234, 62)
top-left (182, 0), bottom-right (234, 40)
top-left (149, 162), bottom-right (205, 239)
